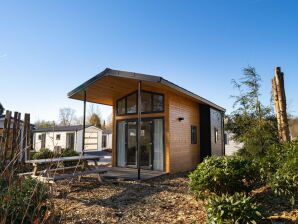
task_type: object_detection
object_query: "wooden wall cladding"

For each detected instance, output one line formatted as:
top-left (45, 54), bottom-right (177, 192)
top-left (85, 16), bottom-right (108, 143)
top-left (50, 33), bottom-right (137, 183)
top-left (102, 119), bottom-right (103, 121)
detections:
top-left (168, 93), bottom-right (200, 173)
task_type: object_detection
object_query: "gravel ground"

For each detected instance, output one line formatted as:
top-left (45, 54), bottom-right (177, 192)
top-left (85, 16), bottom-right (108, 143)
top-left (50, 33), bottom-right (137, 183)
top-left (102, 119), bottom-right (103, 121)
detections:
top-left (53, 173), bottom-right (206, 224)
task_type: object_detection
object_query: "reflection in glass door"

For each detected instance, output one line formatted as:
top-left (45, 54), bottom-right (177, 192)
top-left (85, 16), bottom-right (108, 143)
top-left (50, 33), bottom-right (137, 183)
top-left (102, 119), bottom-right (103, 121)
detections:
top-left (127, 121), bottom-right (137, 166)
top-left (140, 120), bottom-right (152, 168)
top-left (116, 118), bottom-right (164, 171)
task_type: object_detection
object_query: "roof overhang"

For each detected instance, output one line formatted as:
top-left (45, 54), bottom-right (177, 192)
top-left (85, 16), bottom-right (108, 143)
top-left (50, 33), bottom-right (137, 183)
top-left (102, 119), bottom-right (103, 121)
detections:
top-left (68, 68), bottom-right (225, 112)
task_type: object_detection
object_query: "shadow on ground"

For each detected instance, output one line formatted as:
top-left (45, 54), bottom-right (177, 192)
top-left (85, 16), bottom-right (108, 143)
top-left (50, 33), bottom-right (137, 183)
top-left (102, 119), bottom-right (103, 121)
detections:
top-left (57, 173), bottom-right (189, 209)
top-left (253, 186), bottom-right (298, 223)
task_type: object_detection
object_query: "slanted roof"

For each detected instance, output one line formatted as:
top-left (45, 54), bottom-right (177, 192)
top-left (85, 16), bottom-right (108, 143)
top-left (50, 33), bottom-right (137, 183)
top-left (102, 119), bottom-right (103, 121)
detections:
top-left (103, 129), bottom-right (112, 135)
top-left (33, 125), bottom-right (97, 133)
top-left (68, 68), bottom-right (225, 112)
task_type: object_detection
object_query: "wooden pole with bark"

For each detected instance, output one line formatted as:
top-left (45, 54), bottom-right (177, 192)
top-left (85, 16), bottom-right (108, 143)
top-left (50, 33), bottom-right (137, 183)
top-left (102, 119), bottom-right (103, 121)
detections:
top-left (272, 67), bottom-right (290, 142)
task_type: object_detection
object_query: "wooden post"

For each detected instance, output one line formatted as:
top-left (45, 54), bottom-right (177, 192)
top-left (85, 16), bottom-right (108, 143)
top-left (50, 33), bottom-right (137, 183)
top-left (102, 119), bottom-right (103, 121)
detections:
top-left (3, 111), bottom-right (12, 164)
top-left (10, 112), bottom-right (18, 160)
top-left (272, 78), bottom-right (282, 140)
top-left (272, 67), bottom-right (290, 142)
top-left (25, 113), bottom-right (31, 160)
top-left (137, 81), bottom-right (142, 180)
top-left (82, 90), bottom-right (87, 155)
top-left (15, 113), bottom-right (21, 161)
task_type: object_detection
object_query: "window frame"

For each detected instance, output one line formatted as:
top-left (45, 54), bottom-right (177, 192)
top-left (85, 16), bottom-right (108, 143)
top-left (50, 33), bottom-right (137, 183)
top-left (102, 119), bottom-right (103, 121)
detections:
top-left (214, 128), bottom-right (219, 143)
top-left (56, 134), bottom-right (61, 140)
top-left (191, 125), bottom-right (197, 144)
top-left (116, 90), bottom-right (164, 116)
top-left (102, 135), bottom-right (107, 148)
top-left (224, 133), bottom-right (228, 145)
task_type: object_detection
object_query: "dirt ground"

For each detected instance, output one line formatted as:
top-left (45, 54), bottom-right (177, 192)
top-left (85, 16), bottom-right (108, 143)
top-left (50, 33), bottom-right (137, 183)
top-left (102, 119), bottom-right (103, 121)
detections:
top-left (52, 173), bottom-right (298, 224)
top-left (53, 173), bottom-right (206, 224)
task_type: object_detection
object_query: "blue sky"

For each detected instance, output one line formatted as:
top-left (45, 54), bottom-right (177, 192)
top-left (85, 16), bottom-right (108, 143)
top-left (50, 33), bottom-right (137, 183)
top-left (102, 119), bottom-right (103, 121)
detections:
top-left (1, 0), bottom-right (298, 122)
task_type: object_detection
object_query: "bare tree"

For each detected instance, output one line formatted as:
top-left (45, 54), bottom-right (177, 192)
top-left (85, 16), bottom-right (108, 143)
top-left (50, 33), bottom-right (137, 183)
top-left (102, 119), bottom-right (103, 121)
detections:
top-left (87, 104), bottom-right (103, 127)
top-left (89, 113), bottom-right (101, 128)
top-left (105, 113), bottom-right (113, 131)
top-left (59, 108), bottom-right (76, 126)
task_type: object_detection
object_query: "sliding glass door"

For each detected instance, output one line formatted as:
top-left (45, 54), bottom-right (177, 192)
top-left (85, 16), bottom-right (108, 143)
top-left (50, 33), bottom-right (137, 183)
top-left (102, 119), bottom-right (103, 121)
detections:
top-left (116, 118), bottom-right (164, 171)
top-left (140, 120), bottom-right (153, 167)
top-left (127, 121), bottom-right (137, 166)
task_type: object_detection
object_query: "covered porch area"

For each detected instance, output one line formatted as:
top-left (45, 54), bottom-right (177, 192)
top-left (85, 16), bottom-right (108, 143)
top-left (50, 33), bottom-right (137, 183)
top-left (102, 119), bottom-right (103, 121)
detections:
top-left (68, 68), bottom-right (170, 179)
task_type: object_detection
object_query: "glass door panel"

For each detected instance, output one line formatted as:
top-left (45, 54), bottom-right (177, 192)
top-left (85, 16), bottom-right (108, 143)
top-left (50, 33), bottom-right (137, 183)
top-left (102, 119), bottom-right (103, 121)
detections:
top-left (117, 121), bottom-right (126, 167)
top-left (140, 120), bottom-right (153, 168)
top-left (153, 119), bottom-right (164, 171)
top-left (127, 121), bottom-right (137, 166)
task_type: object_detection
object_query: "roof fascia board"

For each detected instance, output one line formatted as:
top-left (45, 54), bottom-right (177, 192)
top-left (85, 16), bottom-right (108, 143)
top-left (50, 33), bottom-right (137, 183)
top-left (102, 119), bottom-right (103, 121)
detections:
top-left (107, 69), bottom-right (161, 82)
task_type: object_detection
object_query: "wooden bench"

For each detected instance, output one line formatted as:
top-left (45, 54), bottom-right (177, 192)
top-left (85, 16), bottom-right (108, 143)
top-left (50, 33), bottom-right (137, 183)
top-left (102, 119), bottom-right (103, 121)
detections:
top-left (23, 155), bottom-right (108, 183)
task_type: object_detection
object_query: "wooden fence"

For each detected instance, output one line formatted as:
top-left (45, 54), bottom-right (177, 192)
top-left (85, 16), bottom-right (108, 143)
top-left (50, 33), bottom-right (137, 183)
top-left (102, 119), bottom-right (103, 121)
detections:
top-left (0, 111), bottom-right (31, 168)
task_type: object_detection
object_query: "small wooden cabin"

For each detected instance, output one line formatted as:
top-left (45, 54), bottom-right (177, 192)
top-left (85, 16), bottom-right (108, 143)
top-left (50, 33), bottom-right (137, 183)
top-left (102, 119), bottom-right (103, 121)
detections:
top-left (68, 68), bottom-right (225, 173)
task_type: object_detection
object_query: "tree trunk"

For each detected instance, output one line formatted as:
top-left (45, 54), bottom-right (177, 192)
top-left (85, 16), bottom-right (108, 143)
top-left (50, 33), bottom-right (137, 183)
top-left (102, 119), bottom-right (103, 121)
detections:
top-left (272, 67), bottom-right (290, 142)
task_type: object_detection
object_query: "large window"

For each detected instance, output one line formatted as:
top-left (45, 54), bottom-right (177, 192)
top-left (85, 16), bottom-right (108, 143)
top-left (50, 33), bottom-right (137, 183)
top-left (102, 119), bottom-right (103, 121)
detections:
top-left (141, 91), bottom-right (152, 113)
top-left (116, 91), bottom-right (164, 115)
top-left (126, 93), bottom-right (137, 114)
top-left (153, 94), bottom-right (163, 112)
top-left (117, 98), bottom-right (126, 115)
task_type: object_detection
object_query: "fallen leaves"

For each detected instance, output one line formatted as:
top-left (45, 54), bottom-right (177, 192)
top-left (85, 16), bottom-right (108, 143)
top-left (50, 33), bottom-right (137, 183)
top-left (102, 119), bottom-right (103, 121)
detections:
top-left (52, 173), bottom-right (206, 223)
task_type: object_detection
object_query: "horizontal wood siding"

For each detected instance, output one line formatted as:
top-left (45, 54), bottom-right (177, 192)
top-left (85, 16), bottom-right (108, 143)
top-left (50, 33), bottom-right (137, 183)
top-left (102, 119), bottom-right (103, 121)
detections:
top-left (169, 93), bottom-right (200, 173)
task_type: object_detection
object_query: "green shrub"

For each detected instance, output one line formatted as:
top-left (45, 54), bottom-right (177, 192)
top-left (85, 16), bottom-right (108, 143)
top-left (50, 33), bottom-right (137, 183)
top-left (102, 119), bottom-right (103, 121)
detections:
top-left (189, 156), bottom-right (259, 199)
top-left (61, 148), bottom-right (79, 157)
top-left (61, 148), bottom-right (79, 167)
top-left (269, 142), bottom-right (298, 206)
top-left (252, 144), bottom-right (284, 183)
top-left (206, 193), bottom-right (263, 224)
top-left (0, 177), bottom-right (50, 223)
top-left (32, 148), bottom-right (54, 160)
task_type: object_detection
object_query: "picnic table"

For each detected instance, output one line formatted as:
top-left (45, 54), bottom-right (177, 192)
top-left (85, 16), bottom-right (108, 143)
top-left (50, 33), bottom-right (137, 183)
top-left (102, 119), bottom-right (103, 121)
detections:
top-left (24, 155), bottom-right (108, 183)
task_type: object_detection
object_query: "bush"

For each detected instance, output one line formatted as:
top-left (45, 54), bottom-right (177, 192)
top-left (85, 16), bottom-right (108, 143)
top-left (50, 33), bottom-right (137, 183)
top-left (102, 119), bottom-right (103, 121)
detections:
top-left (252, 144), bottom-right (284, 183)
top-left (206, 193), bottom-right (263, 224)
top-left (61, 148), bottom-right (79, 157)
top-left (189, 156), bottom-right (259, 199)
top-left (269, 142), bottom-right (298, 206)
top-left (32, 148), bottom-right (54, 160)
top-left (0, 177), bottom-right (50, 223)
top-left (61, 148), bottom-right (79, 167)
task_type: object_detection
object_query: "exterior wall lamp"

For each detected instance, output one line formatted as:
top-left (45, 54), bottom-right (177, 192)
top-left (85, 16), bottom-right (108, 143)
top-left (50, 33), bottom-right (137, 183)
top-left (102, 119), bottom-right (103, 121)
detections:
top-left (178, 117), bottom-right (184, 122)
